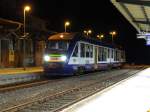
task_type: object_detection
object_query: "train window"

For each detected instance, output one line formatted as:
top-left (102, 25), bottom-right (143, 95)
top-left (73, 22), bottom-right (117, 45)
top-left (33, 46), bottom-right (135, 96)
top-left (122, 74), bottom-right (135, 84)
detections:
top-left (115, 50), bottom-right (116, 61)
top-left (117, 51), bottom-right (120, 61)
top-left (58, 41), bottom-right (68, 50)
top-left (119, 51), bottom-right (122, 61)
top-left (114, 50), bottom-right (117, 61)
top-left (111, 49), bottom-right (114, 58)
top-left (98, 47), bottom-right (102, 61)
top-left (98, 47), bottom-right (100, 61)
top-left (102, 48), bottom-right (104, 61)
top-left (103, 48), bottom-right (107, 61)
top-left (85, 44), bottom-right (90, 58)
top-left (89, 45), bottom-right (93, 58)
top-left (47, 41), bottom-right (69, 50)
top-left (108, 48), bottom-right (110, 58)
top-left (115, 50), bottom-right (116, 59)
top-left (118, 51), bottom-right (121, 61)
top-left (80, 43), bottom-right (85, 57)
top-left (116, 50), bottom-right (118, 61)
top-left (48, 41), bottom-right (57, 49)
top-left (72, 44), bottom-right (78, 57)
top-left (98, 47), bottom-right (107, 61)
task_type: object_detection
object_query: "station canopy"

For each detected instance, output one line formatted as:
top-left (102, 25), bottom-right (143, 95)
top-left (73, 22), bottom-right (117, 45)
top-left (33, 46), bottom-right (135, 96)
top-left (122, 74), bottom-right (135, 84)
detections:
top-left (111, 0), bottom-right (150, 33)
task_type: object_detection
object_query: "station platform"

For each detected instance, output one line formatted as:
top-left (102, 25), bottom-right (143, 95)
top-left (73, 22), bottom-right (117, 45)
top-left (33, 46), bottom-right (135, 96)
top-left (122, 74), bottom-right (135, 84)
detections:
top-left (0, 67), bottom-right (43, 85)
top-left (62, 68), bottom-right (150, 112)
top-left (0, 67), bottom-right (43, 75)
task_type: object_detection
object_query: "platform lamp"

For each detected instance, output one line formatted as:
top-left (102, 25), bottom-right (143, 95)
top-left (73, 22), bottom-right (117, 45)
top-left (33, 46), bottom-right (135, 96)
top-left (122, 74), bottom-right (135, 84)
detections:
top-left (23, 5), bottom-right (31, 70)
top-left (84, 30), bottom-right (92, 36)
top-left (65, 21), bottom-right (70, 32)
top-left (97, 34), bottom-right (104, 40)
top-left (24, 6), bottom-right (30, 36)
top-left (109, 31), bottom-right (117, 43)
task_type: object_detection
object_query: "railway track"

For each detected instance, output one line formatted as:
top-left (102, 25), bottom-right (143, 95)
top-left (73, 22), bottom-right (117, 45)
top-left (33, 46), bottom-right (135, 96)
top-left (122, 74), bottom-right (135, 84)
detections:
top-left (0, 79), bottom-right (50, 92)
top-left (0, 72), bottom-right (103, 93)
top-left (0, 68), bottom-right (145, 112)
top-left (0, 69), bottom-right (113, 93)
top-left (0, 65), bottom-right (143, 93)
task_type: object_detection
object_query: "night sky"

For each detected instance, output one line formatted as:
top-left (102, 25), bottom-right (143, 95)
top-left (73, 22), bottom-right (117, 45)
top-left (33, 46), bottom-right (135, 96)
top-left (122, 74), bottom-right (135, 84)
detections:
top-left (0, 0), bottom-right (150, 64)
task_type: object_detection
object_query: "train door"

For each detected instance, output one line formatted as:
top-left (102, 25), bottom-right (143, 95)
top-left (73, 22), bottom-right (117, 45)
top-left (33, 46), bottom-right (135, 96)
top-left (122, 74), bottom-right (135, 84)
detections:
top-left (94, 46), bottom-right (98, 69)
top-left (94, 46), bottom-right (98, 64)
top-left (69, 43), bottom-right (79, 65)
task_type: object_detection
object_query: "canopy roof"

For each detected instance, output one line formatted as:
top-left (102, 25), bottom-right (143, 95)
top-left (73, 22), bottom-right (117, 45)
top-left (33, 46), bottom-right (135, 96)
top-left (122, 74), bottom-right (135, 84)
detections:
top-left (111, 0), bottom-right (150, 33)
top-left (0, 18), bottom-right (22, 31)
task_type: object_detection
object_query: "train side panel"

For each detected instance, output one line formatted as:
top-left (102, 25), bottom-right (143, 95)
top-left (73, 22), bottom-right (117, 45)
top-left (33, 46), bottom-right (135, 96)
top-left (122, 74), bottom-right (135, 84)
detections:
top-left (68, 41), bottom-right (124, 73)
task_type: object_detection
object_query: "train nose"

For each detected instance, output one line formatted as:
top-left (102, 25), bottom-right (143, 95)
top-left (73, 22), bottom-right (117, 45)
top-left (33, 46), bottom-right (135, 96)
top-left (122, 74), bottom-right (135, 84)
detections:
top-left (43, 54), bottom-right (67, 62)
top-left (45, 62), bottom-right (64, 68)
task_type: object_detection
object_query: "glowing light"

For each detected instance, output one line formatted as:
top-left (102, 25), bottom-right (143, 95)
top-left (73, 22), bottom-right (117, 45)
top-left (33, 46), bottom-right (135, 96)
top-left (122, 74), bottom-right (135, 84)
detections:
top-left (84, 30), bottom-right (92, 36)
top-left (24, 6), bottom-right (30, 11)
top-left (60, 34), bottom-right (64, 38)
top-left (109, 31), bottom-right (117, 42)
top-left (44, 55), bottom-right (50, 61)
top-left (65, 21), bottom-right (70, 26)
top-left (97, 35), bottom-right (100, 38)
top-left (84, 30), bottom-right (87, 33)
top-left (100, 34), bottom-right (104, 38)
top-left (97, 34), bottom-right (104, 40)
top-left (65, 21), bottom-right (70, 32)
top-left (110, 31), bottom-right (117, 35)
top-left (61, 55), bottom-right (67, 61)
top-left (88, 30), bottom-right (92, 34)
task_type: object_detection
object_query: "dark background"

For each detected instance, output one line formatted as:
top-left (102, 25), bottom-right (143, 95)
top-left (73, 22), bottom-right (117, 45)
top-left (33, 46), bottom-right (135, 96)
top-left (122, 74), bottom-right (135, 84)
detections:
top-left (0, 0), bottom-right (149, 64)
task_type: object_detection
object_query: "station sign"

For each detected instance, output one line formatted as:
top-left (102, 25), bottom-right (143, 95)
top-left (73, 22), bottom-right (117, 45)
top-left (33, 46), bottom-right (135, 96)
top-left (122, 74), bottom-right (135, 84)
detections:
top-left (137, 33), bottom-right (150, 46)
top-left (146, 36), bottom-right (150, 46)
top-left (137, 34), bottom-right (146, 39)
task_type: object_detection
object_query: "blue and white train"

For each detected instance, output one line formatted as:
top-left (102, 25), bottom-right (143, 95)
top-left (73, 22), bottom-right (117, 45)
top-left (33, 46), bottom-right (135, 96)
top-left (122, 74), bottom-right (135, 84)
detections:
top-left (43, 32), bottom-right (125, 76)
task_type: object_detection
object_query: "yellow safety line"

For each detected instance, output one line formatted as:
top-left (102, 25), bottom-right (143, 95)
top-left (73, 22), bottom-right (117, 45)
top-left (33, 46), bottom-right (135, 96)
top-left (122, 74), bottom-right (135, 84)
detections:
top-left (0, 68), bottom-right (43, 75)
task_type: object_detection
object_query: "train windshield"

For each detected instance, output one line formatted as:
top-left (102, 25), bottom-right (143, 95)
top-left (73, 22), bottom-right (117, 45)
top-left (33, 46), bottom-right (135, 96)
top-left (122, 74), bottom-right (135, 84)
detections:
top-left (47, 41), bottom-right (69, 50)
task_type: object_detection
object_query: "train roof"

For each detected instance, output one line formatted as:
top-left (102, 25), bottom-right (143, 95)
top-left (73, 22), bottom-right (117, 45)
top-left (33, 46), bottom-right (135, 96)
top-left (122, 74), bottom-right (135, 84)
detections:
top-left (48, 32), bottom-right (76, 40)
top-left (48, 32), bottom-right (123, 49)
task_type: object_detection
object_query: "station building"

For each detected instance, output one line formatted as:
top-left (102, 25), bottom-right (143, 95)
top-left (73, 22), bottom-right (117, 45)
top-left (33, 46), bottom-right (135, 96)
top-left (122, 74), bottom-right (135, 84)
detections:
top-left (0, 17), bottom-right (53, 68)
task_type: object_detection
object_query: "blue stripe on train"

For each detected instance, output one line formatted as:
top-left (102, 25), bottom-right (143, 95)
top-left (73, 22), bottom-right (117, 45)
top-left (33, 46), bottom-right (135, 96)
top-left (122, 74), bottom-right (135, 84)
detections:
top-left (44, 65), bottom-right (74, 75)
top-left (44, 63), bottom-right (121, 76)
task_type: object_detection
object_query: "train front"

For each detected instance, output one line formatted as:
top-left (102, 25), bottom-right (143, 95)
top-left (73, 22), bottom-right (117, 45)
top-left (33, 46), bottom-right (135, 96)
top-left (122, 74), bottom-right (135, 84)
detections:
top-left (43, 33), bottom-right (75, 76)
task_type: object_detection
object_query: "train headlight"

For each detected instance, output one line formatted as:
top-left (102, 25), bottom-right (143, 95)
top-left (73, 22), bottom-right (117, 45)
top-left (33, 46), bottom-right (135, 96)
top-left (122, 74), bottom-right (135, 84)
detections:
top-left (44, 55), bottom-right (50, 62)
top-left (60, 55), bottom-right (67, 61)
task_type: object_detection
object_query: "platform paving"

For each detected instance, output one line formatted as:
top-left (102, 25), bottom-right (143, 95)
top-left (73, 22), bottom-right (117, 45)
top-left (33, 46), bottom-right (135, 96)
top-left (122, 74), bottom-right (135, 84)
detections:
top-left (0, 67), bottom-right (43, 85)
top-left (61, 67), bottom-right (150, 112)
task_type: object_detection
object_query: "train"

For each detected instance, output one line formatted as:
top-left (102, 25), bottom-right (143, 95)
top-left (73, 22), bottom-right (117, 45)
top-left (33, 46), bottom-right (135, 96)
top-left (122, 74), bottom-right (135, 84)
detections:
top-left (43, 32), bottom-right (125, 76)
